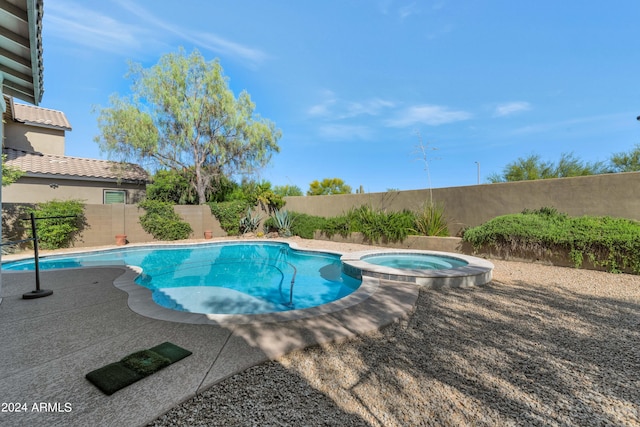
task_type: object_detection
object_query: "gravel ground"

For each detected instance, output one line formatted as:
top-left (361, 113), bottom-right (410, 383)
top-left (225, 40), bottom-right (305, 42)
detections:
top-left (145, 239), bottom-right (640, 427)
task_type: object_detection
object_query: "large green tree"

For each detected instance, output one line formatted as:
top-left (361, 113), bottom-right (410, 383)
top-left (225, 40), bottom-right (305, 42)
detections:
top-left (608, 144), bottom-right (640, 172)
top-left (307, 178), bottom-right (352, 195)
top-left (273, 184), bottom-right (303, 197)
top-left (95, 49), bottom-right (281, 204)
top-left (488, 153), bottom-right (607, 182)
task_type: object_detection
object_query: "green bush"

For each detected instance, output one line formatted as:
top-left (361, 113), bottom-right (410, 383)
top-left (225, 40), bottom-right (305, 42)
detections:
top-left (259, 204), bottom-right (451, 242)
top-left (462, 207), bottom-right (640, 274)
top-left (289, 213), bottom-right (328, 239)
top-left (317, 205), bottom-right (416, 243)
top-left (138, 200), bottom-right (192, 240)
top-left (321, 215), bottom-right (351, 238)
top-left (344, 205), bottom-right (414, 243)
top-left (208, 200), bottom-right (250, 235)
top-left (413, 202), bottom-right (450, 237)
top-left (25, 200), bottom-right (86, 249)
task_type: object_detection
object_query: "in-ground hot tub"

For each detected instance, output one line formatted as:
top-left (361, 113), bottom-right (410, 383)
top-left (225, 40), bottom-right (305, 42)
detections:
top-left (341, 250), bottom-right (493, 288)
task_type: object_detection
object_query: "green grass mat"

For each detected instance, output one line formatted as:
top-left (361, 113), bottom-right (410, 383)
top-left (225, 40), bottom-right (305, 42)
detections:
top-left (86, 342), bottom-right (192, 395)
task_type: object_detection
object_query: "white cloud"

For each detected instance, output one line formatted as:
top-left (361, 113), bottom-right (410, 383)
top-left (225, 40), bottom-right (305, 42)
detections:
top-left (344, 99), bottom-right (395, 118)
top-left (307, 91), bottom-right (337, 117)
top-left (45, 2), bottom-right (145, 54)
top-left (115, 0), bottom-right (268, 65)
top-left (194, 33), bottom-right (268, 64)
top-left (318, 124), bottom-right (373, 140)
top-left (308, 93), bottom-right (394, 119)
top-left (46, 0), bottom-right (268, 65)
top-left (386, 104), bottom-right (472, 127)
top-left (493, 101), bottom-right (531, 117)
top-left (307, 102), bottom-right (332, 117)
top-left (510, 113), bottom-right (623, 136)
top-left (399, 3), bottom-right (420, 19)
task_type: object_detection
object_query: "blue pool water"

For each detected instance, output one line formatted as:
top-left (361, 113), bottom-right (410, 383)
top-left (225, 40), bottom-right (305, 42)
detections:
top-left (362, 253), bottom-right (468, 270)
top-left (3, 242), bottom-right (361, 315)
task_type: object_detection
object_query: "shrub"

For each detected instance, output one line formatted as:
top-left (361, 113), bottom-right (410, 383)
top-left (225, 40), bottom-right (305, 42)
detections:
top-left (318, 205), bottom-right (415, 243)
top-left (289, 213), bottom-right (328, 239)
top-left (208, 200), bottom-right (250, 235)
top-left (138, 200), bottom-right (192, 240)
top-left (353, 205), bottom-right (416, 243)
top-left (25, 199), bottom-right (86, 249)
top-left (263, 204), bottom-right (449, 242)
top-left (25, 200), bottom-right (86, 249)
top-left (413, 202), bottom-right (450, 237)
top-left (462, 207), bottom-right (640, 274)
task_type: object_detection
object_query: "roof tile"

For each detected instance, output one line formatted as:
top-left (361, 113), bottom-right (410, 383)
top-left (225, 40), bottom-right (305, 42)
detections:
top-left (3, 148), bottom-right (148, 183)
top-left (12, 102), bottom-right (72, 130)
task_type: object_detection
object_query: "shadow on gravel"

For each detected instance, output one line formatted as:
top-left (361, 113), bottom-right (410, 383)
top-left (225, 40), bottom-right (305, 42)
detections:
top-left (148, 269), bottom-right (640, 426)
top-left (275, 278), bottom-right (640, 426)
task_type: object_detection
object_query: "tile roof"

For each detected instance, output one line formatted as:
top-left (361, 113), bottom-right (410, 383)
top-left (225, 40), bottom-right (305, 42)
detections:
top-left (10, 101), bottom-right (72, 130)
top-left (3, 148), bottom-right (149, 183)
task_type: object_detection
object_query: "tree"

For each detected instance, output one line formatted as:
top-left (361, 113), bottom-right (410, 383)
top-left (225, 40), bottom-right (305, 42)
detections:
top-left (146, 169), bottom-right (197, 204)
top-left (307, 178), bottom-right (352, 195)
top-left (608, 144), bottom-right (640, 172)
top-left (147, 168), bottom-right (236, 204)
top-left (94, 48), bottom-right (281, 204)
top-left (226, 179), bottom-right (284, 212)
top-left (273, 184), bottom-right (303, 197)
top-left (488, 153), bottom-right (607, 182)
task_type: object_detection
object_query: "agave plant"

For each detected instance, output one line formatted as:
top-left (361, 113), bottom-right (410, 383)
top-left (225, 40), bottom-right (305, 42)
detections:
top-left (239, 208), bottom-right (262, 234)
top-left (272, 209), bottom-right (293, 237)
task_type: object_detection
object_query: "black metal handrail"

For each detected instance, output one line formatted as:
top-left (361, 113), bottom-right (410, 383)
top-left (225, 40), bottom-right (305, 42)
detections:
top-left (2, 213), bottom-right (77, 299)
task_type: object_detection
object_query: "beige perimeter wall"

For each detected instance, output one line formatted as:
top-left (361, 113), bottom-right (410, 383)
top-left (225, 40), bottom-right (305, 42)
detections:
top-left (284, 172), bottom-right (640, 235)
top-left (2, 171), bottom-right (639, 247)
top-left (2, 204), bottom-right (226, 248)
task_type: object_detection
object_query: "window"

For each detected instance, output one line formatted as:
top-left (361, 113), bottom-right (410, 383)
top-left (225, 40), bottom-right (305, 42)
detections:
top-left (104, 190), bottom-right (126, 204)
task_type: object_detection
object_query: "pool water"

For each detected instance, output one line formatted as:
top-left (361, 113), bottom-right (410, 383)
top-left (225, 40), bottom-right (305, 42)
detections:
top-left (362, 253), bottom-right (468, 270)
top-left (3, 242), bottom-right (361, 315)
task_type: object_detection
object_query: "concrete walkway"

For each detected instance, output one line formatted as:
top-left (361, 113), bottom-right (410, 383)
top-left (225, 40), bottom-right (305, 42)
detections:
top-left (0, 266), bottom-right (417, 427)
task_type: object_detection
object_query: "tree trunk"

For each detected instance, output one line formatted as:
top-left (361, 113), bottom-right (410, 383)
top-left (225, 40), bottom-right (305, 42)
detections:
top-left (195, 164), bottom-right (207, 205)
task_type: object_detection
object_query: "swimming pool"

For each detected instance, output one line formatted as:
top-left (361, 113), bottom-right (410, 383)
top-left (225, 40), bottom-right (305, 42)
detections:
top-left (2, 242), bottom-right (361, 315)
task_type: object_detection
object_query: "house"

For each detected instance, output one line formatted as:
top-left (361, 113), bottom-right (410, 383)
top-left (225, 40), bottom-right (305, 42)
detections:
top-left (2, 96), bottom-right (149, 204)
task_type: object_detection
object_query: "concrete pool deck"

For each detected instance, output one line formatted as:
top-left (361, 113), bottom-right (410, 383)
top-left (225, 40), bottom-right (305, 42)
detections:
top-left (0, 262), bottom-right (418, 426)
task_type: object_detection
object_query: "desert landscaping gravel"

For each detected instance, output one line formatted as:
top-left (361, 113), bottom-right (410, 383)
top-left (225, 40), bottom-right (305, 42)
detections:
top-left (149, 240), bottom-right (640, 427)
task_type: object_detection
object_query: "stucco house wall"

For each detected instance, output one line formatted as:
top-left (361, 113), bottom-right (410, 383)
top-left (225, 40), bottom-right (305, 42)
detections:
top-left (2, 176), bottom-right (146, 205)
top-left (4, 122), bottom-right (65, 155)
top-left (2, 97), bottom-right (149, 205)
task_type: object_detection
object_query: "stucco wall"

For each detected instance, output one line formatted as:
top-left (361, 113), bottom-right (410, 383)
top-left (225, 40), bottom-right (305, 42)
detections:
top-left (4, 122), bottom-right (65, 155)
top-left (2, 177), bottom-right (146, 204)
top-left (2, 171), bottom-right (638, 248)
top-left (2, 203), bottom-right (226, 248)
top-left (284, 172), bottom-right (640, 235)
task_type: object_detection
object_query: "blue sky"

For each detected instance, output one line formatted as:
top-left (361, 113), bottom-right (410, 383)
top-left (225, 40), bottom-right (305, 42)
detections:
top-left (38, 1), bottom-right (640, 193)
